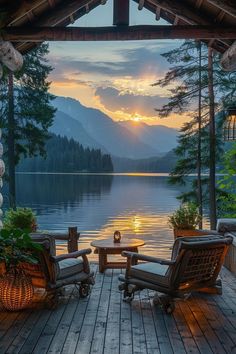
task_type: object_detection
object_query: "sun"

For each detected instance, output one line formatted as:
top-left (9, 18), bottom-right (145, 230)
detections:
top-left (131, 113), bottom-right (142, 123)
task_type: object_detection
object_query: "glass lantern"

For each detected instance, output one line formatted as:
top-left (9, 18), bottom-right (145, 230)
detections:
top-left (113, 230), bottom-right (121, 243)
top-left (223, 106), bottom-right (236, 141)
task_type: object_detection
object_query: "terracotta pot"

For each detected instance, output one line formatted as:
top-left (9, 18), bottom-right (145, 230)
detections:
top-left (173, 229), bottom-right (210, 239)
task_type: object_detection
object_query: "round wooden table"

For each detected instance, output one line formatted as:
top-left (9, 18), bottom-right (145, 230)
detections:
top-left (91, 238), bottom-right (145, 273)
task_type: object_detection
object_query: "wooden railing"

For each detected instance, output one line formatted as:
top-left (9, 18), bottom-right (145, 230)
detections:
top-left (51, 226), bottom-right (80, 253)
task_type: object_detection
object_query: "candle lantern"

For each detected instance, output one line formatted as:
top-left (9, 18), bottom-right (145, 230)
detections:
top-left (223, 106), bottom-right (236, 141)
top-left (113, 230), bottom-right (121, 243)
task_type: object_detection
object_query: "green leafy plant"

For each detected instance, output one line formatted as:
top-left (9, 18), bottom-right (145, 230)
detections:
top-left (0, 228), bottom-right (42, 270)
top-left (168, 203), bottom-right (202, 230)
top-left (3, 208), bottom-right (37, 232)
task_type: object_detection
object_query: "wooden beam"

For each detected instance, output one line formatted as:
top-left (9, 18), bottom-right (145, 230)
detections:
top-left (155, 6), bottom-right (161, 21)
top-left (113, 0), bottom-right (129, 26)
top-left (206, 0), bottom-right (236, 19)
top-left (146, 0), bottom-right (231, 49)
top-left (138, 0), bottom-right (145, 11)
top-left (220, 41), bottom-right (236, 71)
top-left (36, 0), bottom-right (94, 26)
top-left (148, 0), bottom-right (210, 25)
top-left (6, 0), bottom-right (46, 26)
top-left (2, 25), bottom-right (236, 41)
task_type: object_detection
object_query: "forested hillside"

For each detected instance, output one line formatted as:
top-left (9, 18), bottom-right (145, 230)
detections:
top-left (18, 134), bottom-right (113, 173)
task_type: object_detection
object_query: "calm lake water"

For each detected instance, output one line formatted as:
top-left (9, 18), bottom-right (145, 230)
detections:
top-left (5, 173), bottom-right (204, 259)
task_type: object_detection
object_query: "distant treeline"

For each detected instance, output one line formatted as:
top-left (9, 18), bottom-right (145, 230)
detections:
top-left (112, 150), bottom-right (177, 172)
top-left (18, 134), bottom-right (113, 173)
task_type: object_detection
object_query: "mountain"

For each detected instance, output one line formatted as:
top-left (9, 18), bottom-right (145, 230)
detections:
top-left (112, 150), bottom-right (177, 172)
top-left (50, 110), bottom-right (106, 151)
top-left (119, 121), bottom-right (178, 153)
top-left (53, 97), bottom-right (160, 159)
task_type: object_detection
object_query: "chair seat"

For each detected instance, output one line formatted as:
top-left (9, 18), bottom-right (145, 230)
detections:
top-left (58, 258), bottom-right (84, 279)
top-left (130, 262), bottom-right (170, 287)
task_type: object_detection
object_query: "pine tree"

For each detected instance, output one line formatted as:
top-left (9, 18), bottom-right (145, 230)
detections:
top-left (154, 40), bottom-right (236, 227)
top-left (0, 43), bottom-right (55, 207)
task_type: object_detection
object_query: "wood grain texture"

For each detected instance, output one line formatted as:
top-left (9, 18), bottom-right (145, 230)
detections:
top-left (0, 265), bottom-right (235, 354)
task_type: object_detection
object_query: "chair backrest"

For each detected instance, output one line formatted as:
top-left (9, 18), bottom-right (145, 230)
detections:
top-left (29, 234), bottom-right (58, 287)
top-left (169, 235), bottom-right (233, 291)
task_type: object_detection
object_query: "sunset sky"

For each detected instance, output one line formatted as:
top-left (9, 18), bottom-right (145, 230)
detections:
top-left (48, 1), bottom-right (189, 129)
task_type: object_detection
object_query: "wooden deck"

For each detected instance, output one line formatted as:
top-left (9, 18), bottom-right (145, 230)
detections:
top-left (1, 265), bottom-right (236, 354)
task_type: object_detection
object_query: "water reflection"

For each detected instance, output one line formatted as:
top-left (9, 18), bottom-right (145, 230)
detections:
top-left (6, 173), bottom-right (186, 259)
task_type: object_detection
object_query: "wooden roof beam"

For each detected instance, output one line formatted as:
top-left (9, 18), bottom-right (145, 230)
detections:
top-left (138, 0), bottom-right (145, 11)
top-left (148, 0), bottom-right (209, 24)
top-left (3, 25), bottom-right (236, 41)
top-left (113, 0), bottom-right (130, 26)
top-left (148, 0), bottom-right (231, 48)
top-left (207, 0), bottom-right (236, 19)
top-left (35, 0), bottom-right (95, 26)
top-left (155, 6), bottom-right (160, 20)
top-left (6, 0), bottom-right (46, 26)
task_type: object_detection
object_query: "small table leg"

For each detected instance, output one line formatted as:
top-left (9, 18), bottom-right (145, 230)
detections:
top-left (98, 251), bottom-right (107, 273)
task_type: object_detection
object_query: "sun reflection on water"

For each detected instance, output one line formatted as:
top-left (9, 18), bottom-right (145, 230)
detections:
top-left (57, 211), bottom-right (174, 261)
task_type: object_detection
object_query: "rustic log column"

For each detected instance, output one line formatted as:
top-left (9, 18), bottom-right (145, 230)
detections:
top-left (113, 0), bottom-right (129, 26)
top-left (220, 41), bottom-right (236, 71)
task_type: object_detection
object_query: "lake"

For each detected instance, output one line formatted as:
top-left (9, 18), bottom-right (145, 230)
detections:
top-left (5, 173), bottom-right (203, 260)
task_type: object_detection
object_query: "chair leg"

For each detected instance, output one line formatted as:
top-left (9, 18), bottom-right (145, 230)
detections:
top-left (197, 279), bottom-right (222, 295)
top-left (79, 282), bottom-right (91, 298)
top-left (153, 294), bottom-right (175, 314)
top-left (122, 284), bottom-right (139, 302)
top-left (46, 289), bottom-right (60, 309)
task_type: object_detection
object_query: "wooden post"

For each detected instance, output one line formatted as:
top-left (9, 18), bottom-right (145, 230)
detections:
top-left (208, 46), bottom-right (217, 230)
top-left (113, 0), bottom-right (129, 26)
top-left (7, 70), bottom-right (16, 209)
top-left (68, 226), bottom-right (80, 253)
top-left (197, 41), bottom-right (203, 228)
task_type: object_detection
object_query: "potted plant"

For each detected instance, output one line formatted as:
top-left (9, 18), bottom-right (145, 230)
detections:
top-left (0, 228), bottom-right (42, 311)
top-left (3, 208), bottom-right (37, 232)
top-left (168, 203), bottom-right (204, 238)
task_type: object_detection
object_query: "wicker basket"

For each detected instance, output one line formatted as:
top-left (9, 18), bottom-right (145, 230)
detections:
top-left (0, 267), bottom-right (34, 311)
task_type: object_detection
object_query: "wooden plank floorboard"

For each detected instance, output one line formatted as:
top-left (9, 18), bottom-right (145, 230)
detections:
top-left (0, 266), bottom-right (236, 354)
top-left (103, 269), bottom-right (121, 354)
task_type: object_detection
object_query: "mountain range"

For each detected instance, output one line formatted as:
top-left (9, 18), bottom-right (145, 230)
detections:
top-left (51, 96), bottom-right (178, 159)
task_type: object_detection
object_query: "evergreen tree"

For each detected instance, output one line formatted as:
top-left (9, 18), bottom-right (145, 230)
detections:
top-left (18, 134), bottom-right (114, 173)
top-left (0, 43), bottom-right (55, 207)
top-left (154, 40), bottom-right (236, 225)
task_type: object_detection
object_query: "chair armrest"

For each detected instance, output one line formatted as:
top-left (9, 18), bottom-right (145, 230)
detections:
top-left (51, 248), bottom-right (92, 263)
top-left (121, 251), bottom-right (175, 266)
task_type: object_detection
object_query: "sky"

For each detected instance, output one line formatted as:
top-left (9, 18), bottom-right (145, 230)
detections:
top-left (48, 1), bottom-right (189, 129)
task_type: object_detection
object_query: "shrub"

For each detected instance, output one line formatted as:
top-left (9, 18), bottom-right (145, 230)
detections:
top-left (168, 203), bottom-right (201, 230)
top-left (3, 208), bottom-right (37, 232)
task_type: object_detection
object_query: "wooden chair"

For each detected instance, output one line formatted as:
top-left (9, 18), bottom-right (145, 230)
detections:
top-left (22, 233), bottom-right (95, 306)
top-left (119, 235), bottom-right (233, 313)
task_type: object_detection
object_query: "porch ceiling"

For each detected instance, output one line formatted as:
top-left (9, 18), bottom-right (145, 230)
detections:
top-left (0, 0), bottom-right (235, 54)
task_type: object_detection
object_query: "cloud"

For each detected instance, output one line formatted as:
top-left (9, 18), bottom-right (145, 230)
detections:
top-left (95, 86), bottom-right (168, 117)
top-left (48, 42), bottom-right (178, 82)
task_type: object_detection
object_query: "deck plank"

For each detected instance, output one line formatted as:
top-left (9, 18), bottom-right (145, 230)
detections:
top-left (0, 267), bottom-right (236, 354)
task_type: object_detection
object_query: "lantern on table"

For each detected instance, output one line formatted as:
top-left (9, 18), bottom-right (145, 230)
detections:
top-left (114, 230), bottom-right (121, 243)
top-left (223, 106), bottom-right (236, 141)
